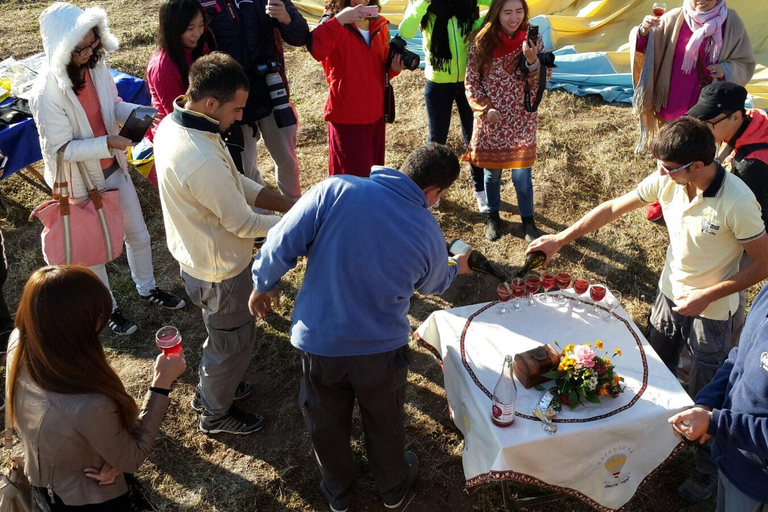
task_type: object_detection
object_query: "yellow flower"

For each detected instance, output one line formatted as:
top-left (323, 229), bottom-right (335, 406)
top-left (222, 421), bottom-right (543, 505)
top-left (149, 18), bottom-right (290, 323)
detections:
top-left (613, 348), bottom-right (622, 357)
top-left (604, 358), bottom-right (611, 366)
top-left (585, 343), bottom-right (592, 348)
top-left (613, 375), bottom-right (621, 385)
top-left (595, 340), bottom-right (604, 350)
top-left (564, 344), bottom-right (575, 354)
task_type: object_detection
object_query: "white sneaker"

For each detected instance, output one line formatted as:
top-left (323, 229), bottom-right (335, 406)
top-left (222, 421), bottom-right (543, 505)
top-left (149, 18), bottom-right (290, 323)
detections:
top-left (475, 190), bottom-right (490, 213)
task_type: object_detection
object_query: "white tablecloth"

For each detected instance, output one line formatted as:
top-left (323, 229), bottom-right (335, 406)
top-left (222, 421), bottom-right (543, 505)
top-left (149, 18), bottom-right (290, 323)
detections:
top-left (415, 295), bottom-right (693, 511)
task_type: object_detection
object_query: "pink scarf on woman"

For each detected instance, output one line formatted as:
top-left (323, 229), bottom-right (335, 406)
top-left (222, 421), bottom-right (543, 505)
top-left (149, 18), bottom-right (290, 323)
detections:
top-left (682, 0), bottom-right (728, 73)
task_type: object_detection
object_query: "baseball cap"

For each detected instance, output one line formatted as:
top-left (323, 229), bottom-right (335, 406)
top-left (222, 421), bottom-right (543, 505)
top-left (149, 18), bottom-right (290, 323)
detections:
top-left (686, 82), bottom-right (748, 120)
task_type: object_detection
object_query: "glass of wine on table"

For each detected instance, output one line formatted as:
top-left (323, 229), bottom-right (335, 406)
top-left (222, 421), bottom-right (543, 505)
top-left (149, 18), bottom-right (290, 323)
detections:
top-left (525, 274), bottom-right (540, 308)
top-left (539, 271), bottom-right (557, 303)
top-left (497, 282), bottom-right (512, 316)
top-left (572, 277), bottom-right (590, 312)
top-left (589, 283), bottom-right (607, 316)
top-left (554, 272), bottom-right (571, 306)
top-left (510, 278), bottom-right (526, 312)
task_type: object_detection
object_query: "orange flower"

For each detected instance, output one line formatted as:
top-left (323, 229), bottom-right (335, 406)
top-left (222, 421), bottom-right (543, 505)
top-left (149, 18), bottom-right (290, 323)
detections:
top-left (595, 340), bottom-right (604, 350)
top-left (613, 375), bottom-right (621, 385)
top-left (613, 348), bottom-right (622, 357)
top-left (598, 386), bottom-right (609, 396)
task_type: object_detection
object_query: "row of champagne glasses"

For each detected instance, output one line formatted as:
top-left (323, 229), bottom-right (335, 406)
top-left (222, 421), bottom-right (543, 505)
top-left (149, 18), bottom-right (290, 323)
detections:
top-left (496, 273), bottom-right (622, 322)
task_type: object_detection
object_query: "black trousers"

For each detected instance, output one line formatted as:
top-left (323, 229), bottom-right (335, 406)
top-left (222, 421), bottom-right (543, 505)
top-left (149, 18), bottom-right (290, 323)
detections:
top-left (34, 488), bottom-right (131, 511)
top-left (299, 345), bottom-right (411, 510)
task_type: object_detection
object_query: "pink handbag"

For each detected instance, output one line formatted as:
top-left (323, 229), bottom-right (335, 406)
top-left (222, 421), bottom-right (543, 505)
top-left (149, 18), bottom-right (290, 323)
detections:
top-left (29, 148), bottom-right (124, 267)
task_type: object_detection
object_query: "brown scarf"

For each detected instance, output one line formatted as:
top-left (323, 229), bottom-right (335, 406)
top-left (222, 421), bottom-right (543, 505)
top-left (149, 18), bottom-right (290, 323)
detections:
top-left (630, 6), bottom-right (754, 152)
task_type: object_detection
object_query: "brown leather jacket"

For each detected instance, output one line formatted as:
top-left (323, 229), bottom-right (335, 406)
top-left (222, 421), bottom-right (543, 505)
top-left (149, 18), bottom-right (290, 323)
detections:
top-left (8, 338), bottom-right (170, 506)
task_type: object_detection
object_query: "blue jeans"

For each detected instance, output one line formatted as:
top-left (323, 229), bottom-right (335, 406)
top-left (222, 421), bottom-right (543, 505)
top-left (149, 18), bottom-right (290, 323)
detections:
top-left (484, 167), bottom-right (534, 216)
top-left (424, 80), bottom-right (484, 192)
top-left (716, 470), bottom-right (766, 512)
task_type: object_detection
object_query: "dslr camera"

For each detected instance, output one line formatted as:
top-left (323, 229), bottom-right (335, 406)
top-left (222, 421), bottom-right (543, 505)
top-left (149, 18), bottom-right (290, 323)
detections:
top-left (256, 61), bottom-right (297, 128)
top-left (389, 35), bottom-right (420, 71)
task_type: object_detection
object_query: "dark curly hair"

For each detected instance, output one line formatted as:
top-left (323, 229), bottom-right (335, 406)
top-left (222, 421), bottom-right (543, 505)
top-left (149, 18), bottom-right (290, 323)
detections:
top-left (67, 27), bottom-right (105, 94)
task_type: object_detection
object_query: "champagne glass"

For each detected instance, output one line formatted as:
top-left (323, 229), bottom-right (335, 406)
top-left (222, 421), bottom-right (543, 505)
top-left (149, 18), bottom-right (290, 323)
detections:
top-left (589, 283), bottom-right (607, 315)
top-left (156, 326), bottom-right (182, 355)
top-left (511, 278), bottom-right (526, 312)
top-left (652, 2), bottom-right (666, 17)
top-left (554, 272), bottom-right (571, 306)
top-left (572, 276), bottom-right (590, 312)
top-left (497, 282), bottom-right (512, 316)
top-left (525, 273), bottom-right (540, 308)
top-left (539, 272), bottom-right (557, 303)
top-left (603, 290), bottom-right (622, 323)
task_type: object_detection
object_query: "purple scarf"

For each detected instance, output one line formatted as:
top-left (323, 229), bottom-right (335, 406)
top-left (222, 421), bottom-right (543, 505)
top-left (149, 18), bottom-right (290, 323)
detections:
top-left (682, 0), bottom-right (728, 73)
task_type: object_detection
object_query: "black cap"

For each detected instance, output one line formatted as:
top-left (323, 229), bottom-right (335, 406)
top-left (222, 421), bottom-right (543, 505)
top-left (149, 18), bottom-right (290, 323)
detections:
top-left (686, 82), bottom-right (748, 120)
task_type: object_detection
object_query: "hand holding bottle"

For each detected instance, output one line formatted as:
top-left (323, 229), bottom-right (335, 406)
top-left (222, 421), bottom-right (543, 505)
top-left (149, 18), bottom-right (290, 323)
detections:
top-left (526, 234), bottom-right (564, 267)
top-left (455, 251), bottom-right (473, 275)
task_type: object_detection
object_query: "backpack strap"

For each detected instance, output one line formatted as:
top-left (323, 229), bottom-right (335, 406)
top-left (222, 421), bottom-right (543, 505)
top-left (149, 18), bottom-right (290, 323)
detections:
top-left (734, 143), bottom-right (768, 163)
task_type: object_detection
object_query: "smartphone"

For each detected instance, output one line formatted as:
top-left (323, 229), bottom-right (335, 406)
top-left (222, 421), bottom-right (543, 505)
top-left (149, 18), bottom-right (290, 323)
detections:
top-left (526, 25), bottom-right (539, 44)
top-left (359, 5), bottom-right (379, 18)
top-left (118, 106), bottom-right (157, 144)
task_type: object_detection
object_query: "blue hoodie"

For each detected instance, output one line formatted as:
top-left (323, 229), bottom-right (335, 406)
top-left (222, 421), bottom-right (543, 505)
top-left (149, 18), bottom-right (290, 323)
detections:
top-left (252, 167), bottom-right (458, 357)
top-left (696, 284), bottom-right (768, 502)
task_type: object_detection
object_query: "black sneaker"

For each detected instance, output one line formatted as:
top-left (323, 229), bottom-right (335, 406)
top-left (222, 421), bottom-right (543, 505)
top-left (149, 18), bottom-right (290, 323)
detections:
top-left (108, 310), bottom-right (138, 335)
top-left (190, 381), bottom-right (253, 413)
top-left (199, 406), bottom-right (266, 435)
top-left (383, 451), bottom-right (418, 509)
top-left (139, 288), bottom-right (186, 310)
top-left (485, 212), bottom-right (501, 241)
top-left (678, 470), bottom-right (717, 503)
top-left (521, 216), bottom-right (541, 244)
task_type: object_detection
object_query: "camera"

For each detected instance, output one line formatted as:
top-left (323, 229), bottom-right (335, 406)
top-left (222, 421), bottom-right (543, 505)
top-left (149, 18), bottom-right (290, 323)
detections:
top-left (538, 51), bottom-right (556, 68)
top-left (389, 35), bottom-right (420, 71)
top-left (256, 61), bottom-right (297, 128)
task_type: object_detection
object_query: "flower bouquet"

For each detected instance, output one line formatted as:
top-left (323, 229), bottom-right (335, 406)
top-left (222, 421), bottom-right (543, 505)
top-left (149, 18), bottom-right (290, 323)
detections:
top-left (536, 341), bottom-right (624, 412)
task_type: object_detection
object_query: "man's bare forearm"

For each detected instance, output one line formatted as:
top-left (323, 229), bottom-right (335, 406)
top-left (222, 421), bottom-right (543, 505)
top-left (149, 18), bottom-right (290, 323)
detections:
top-left (255, 188), bottom-right (297, 213)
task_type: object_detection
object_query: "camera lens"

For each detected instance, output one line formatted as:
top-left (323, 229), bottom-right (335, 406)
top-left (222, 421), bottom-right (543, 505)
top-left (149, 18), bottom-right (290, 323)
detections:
top-left (401, 51), bottom-right (420, 71)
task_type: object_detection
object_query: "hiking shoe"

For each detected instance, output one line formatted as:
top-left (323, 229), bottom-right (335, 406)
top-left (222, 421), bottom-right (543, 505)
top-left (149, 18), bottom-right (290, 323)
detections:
top-left (678, 470), bottom-right (717, 503)
top-left (485, 212), bottom-right (501, 241)
top-left (139, 288), bottom-right (186, 310)
top-left (191, 381), bottom-right (253, 413)
top-left (108, 310), bottom-right (138, 335)
top-left (199, 406), bottom-right (266, 435)
top-left (522, 216), bottom-right (541, 243)
top-left (383, 451), bottom-right (418, 509)
top-left (474, 190), bottom-right (490, 213)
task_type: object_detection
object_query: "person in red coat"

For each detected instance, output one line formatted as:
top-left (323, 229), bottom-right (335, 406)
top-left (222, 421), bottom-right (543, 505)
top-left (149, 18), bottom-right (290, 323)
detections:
top-left (308, 1), bottom-right (404, 177)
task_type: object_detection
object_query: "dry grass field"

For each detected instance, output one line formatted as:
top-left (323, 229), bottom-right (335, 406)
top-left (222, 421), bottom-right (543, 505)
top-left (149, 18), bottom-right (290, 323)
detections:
top-left (0, 0), bottom-right (759, 510)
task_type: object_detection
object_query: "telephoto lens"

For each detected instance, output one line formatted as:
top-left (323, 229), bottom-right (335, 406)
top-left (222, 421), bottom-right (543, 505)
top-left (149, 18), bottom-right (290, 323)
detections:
top-left (265, 72), bottom-right (297, 128)
top-left (389, 35), bottom-right (420, 71)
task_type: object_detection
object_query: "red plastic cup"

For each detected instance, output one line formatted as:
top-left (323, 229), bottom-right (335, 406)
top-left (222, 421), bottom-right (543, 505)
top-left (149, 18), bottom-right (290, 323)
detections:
top-left (156, 326), bottom-right (182, 355)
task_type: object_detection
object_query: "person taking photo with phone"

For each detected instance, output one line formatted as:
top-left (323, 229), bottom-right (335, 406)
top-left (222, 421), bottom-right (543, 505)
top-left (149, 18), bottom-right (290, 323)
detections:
top-left (464, 0), bottom-right (550, 242)
top-left (399, 0), bottom-right (492, 213)
top-left (307, 0), bottom-right (405, 177)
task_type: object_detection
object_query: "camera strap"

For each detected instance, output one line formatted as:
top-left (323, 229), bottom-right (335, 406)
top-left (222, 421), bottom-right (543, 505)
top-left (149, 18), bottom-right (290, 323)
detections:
top-left (523, 59), bottom-right (547, 113)
top-left (384, 55), bottom-right (395, 124)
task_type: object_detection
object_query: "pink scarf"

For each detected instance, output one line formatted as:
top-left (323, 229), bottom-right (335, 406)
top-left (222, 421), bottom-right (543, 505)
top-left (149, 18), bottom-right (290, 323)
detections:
top-left (682, 0), bottom-right (728, 73)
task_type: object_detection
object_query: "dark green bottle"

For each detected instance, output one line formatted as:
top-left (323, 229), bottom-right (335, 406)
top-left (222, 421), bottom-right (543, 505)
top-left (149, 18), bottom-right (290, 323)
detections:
top-left (447, 239), bottom-right (508, 282)
top-left (515, 250), bottom-right (546, 278)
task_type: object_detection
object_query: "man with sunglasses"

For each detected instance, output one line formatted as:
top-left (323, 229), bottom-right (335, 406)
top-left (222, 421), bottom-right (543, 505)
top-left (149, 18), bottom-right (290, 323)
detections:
top-left (527, 116), bottom-right (768, 501)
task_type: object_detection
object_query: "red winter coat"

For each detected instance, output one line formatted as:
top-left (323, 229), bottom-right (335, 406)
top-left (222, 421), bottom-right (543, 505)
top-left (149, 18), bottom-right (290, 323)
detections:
top-left (308, 14), bottom-right (398, 125)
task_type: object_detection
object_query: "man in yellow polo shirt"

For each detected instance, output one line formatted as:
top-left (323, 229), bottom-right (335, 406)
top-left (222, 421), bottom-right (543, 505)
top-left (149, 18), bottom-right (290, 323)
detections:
top-left (526, 116), bottom-right (768, 502)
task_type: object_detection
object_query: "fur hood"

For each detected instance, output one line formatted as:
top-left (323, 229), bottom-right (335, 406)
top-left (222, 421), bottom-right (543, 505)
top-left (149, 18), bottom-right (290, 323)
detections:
top-left (38, 2), bottom-right (119, 91)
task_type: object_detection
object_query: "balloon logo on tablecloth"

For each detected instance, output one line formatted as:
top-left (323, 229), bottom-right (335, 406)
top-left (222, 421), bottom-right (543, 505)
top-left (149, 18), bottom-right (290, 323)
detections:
top-left (604, 453), bottom-right (627, 479)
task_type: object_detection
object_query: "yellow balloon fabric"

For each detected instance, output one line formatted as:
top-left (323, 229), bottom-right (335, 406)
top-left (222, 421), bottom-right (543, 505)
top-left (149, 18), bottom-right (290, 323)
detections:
top-left (295, 0), bottom-right (768, 107)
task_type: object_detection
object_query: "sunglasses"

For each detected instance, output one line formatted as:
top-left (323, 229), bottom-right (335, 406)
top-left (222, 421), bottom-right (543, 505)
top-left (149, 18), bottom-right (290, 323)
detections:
top-left (73, 36), bottom-right (100, 58)
top-left (658, 160), bottom-right (694, 174)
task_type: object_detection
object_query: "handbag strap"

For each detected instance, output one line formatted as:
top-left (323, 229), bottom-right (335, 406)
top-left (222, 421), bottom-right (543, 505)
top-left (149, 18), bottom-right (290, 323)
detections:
top-left (72, 161), bottom-right (115, 261)
top-left (5, 345), bottom-right (15, 450)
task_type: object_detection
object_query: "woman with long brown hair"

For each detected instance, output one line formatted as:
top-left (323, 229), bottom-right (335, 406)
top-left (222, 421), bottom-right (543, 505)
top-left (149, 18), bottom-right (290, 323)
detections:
top-left (464, 0), bottom-right (549, 242)
top-left (7, 265), bottom-right (186, 511)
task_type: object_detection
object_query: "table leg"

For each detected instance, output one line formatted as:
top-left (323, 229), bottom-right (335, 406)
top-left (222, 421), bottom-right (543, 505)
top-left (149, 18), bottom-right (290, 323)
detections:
top-left (19, 166), bottom-right (52, 195)
top-left (500, 481), bottom-right (567, 510)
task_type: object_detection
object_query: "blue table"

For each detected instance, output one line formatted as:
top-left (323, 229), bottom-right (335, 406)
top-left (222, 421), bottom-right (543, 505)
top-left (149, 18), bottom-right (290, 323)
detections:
top-left (0, 69), bottom-right (151, 180)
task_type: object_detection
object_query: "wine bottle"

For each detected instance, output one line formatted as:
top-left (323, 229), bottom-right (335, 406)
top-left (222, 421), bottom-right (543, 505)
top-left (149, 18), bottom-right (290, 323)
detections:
top-left (492, 355), bottom-right (518, 427)
top-left (447, 239), bottom-right (508, 282)
top-left (515, 250), bottom-right (546, 278)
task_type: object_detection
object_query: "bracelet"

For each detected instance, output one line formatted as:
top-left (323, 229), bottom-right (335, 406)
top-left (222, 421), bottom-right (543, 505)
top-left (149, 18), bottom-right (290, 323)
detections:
top-left (150, 386), bottom-right (170, 396)
top-left (526, 59), bottom-right (537, 67)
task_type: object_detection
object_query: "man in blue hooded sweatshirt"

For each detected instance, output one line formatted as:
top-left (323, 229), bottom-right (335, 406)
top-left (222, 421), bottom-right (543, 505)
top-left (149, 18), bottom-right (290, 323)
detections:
top-left (249, 143), bottom-right (471, 512)
top-left (669, 282), bottom-right (768, 512)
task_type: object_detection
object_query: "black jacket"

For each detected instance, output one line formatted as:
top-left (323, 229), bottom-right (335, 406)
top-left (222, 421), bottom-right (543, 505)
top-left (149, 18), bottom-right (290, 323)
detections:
top-left (202, 0), bottom-right (309, 123)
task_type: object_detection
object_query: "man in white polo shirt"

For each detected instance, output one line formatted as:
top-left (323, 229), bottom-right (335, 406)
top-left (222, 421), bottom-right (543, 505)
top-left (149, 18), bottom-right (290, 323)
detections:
top-left (527, 116), bottom-right (768, 501)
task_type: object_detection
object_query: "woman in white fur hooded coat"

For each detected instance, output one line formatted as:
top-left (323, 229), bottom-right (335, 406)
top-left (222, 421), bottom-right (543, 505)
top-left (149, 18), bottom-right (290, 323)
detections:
top-left (30, 2), bottom-right (185, 334)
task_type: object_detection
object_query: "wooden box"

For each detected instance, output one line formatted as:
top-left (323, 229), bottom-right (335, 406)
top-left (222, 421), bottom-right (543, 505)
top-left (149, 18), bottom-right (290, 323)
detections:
top-left (513, 344), bottom-right (561, 389)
